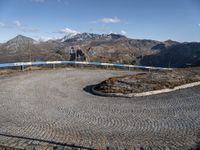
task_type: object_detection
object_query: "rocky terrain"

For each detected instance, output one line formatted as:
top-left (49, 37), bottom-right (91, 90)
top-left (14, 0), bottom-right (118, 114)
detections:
top-left (141, 42), bottom-right (200, 68)
top-left (0, 33), bottom-right (199, 68)
top-left (94, 68), bottom-right (200, 94)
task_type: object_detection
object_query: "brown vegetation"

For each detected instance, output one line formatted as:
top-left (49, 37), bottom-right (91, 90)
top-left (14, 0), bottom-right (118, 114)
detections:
top-left (95, 68), bottom-right (200, 94)
top-left (0, 69), bottom-right (18, 75)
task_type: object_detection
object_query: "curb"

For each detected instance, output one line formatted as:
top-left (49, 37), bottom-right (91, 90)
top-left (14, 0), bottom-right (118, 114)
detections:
top-left (92, 81), bottom-right (200, 98)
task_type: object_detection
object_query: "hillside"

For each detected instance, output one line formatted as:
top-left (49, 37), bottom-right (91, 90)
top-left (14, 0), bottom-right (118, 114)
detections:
top-left (0, 33), bottom-right (199, 68)
top-left (141, 42), bottom-right (200, 67)
top-left (0, 35), bottom-right (63, 63)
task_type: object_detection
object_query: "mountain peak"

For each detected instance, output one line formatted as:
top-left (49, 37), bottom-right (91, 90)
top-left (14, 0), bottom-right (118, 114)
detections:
top-left (6, 35), bottom-right (35, 45)
top-left (164, 39), bottom-right (180, 47)
top-left (61, 32), bottom-right (126, 42)
top-left (61, 32), bottom-right (99, 42)
top-left (16, 34), bottom-right (25, 38)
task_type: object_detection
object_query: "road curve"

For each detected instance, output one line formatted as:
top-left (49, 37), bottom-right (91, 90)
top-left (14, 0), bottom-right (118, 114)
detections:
top-left (0, 68), bottom-right (200, 150)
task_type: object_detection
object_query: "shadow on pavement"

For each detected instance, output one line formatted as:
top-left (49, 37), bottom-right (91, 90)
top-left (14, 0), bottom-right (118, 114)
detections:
top-left (0, 133), bottom-right (96, 150)
top-left (83, 84), bottom-right (97, 95)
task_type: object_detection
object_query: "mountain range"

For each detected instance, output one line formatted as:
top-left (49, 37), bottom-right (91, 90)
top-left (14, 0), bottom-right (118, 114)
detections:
top-left (0, 33), bottom-right (199, 68)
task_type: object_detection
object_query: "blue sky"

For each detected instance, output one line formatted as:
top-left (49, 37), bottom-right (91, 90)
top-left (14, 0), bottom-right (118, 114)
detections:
top-left (0, 0), bottom-right (200, 42)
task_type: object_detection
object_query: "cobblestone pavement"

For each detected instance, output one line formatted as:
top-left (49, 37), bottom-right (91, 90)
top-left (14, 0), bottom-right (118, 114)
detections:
top-left (0, 68), bottom-right (200, 150)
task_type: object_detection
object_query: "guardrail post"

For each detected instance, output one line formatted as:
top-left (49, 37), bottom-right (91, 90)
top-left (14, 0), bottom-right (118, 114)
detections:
top-left (21, 65), bottom-right (25, 71)
top-left (52, 64), bottom-right (55, 69)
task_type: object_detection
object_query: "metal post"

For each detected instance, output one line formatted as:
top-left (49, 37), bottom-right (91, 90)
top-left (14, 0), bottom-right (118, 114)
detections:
top-left (52, 64), bottom-right (55, 69)
top-left (21, 65), bottom-right (25, 71)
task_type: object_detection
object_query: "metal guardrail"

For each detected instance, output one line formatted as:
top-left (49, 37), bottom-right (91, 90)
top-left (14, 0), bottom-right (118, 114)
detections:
top-left (0, 61), bottom-right (173, 71)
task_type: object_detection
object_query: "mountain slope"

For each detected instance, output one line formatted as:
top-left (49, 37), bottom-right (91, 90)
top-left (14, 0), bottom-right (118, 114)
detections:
top-left (0, 33), bottom-right (199, 68)
top-left (0, 35), bottom-right (63, 63)
top-left (141, 42), bottom-right (200, 67)
top-left (57, 33), bottom-right (161, 64)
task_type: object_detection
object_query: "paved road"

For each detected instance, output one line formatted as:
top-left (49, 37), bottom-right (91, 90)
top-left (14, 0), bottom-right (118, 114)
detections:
top-left (0, 68), bottom-right (200, 150)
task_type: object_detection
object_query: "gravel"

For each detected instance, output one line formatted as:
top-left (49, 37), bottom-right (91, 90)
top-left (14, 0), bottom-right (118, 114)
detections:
top-left (0, 68), bottom-right (200, 150)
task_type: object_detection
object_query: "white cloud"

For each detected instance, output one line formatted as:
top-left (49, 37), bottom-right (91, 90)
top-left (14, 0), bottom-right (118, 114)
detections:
top-left (58, 28), bottom-right (80, 35)
top-left (0, 20), bottom-right (38, 32)
top-left (121, 30), bottom-right (127, 36)
top-left (94, 17), bottom-right (121, 24)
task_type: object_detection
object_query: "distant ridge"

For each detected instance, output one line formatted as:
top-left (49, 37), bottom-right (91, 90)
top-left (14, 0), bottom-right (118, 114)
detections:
top-left (0, 33), bottom-right (199, 67)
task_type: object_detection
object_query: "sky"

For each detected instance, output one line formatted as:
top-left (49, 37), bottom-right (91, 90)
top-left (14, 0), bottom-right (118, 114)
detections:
top-left (0, 0), bottom-right (200, 42)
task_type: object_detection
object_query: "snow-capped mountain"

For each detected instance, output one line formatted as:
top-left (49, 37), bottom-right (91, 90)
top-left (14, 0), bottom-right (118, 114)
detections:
top-left (61, 33), bottom-right (79, 42)
top-left (61, 33), bottom-right (99, 42)
top-left (61, 33), bottom-right (126, 42)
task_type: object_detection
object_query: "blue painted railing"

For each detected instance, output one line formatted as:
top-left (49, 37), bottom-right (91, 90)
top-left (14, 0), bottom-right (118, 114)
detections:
top-left (0, 61), bottom-right (173, 71)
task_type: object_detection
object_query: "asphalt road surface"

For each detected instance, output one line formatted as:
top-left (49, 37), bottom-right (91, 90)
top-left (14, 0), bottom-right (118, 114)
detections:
top-left (0, 68), bottom-right (200, 150)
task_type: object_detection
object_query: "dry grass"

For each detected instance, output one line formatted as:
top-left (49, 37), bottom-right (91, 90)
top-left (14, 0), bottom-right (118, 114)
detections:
top-left (95, 67), bottom-right (200, 94)
top-left (0, 69), bottom-right (18, 75)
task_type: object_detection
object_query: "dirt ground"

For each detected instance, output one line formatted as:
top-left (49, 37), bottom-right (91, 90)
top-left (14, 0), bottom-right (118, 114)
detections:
top-left (95, 67), bottom-right (200, 94)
